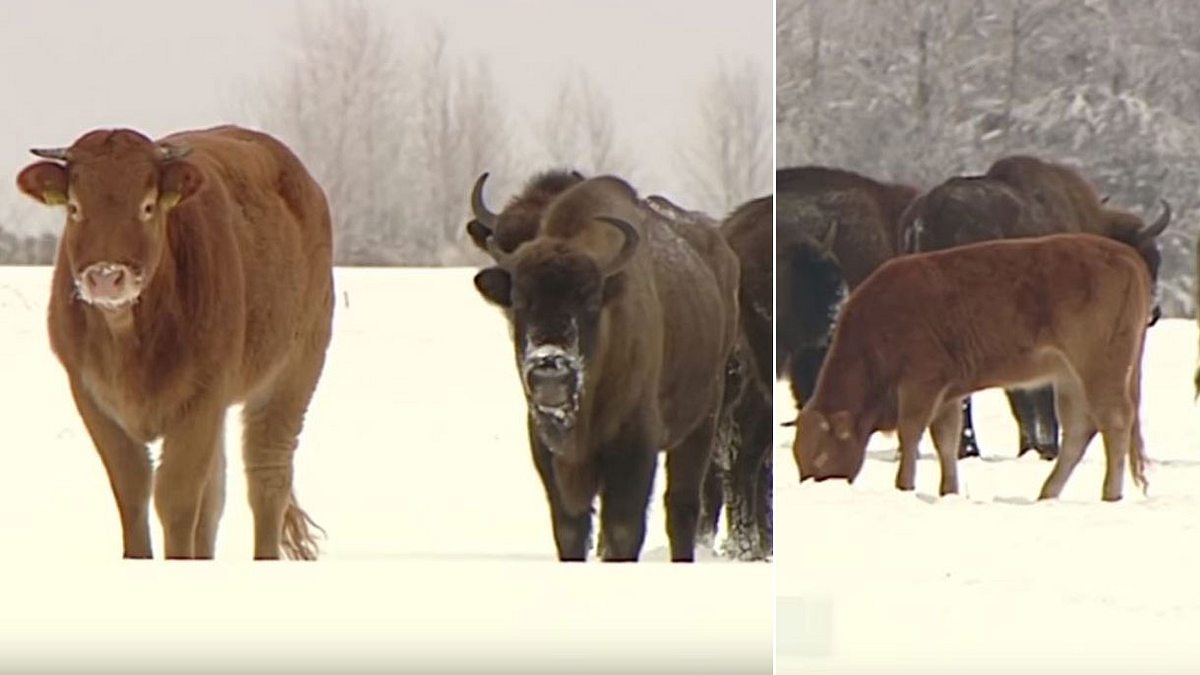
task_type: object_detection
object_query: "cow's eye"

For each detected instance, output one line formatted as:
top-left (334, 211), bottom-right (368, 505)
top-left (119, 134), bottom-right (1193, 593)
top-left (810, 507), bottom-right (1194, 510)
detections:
top-left (140, 199), bottom-right (155, 220)
top-left (67, 202), bottom-right (81, 221)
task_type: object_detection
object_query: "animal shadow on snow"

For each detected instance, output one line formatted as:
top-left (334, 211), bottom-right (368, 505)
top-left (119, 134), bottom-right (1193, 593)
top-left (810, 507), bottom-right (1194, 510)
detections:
top-left (866, 447), bottom-right (1030, 464)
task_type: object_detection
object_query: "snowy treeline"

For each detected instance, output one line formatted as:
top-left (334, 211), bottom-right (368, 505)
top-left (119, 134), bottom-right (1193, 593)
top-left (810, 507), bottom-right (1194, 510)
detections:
top-left (778, 0), bottom-right (1200, 317)
top-left (247, 1), bottom-right (771, 267)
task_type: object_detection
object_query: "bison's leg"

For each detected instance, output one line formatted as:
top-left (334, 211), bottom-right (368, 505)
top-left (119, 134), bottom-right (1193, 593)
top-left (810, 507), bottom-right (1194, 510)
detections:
top-left (666, 412), bottom-right (721, 562)
top-left (157, 406), bottom-right (225, 560)
top-left (929, 399), bottom-right (964, 496)
top-left (1032, 386), bottom-right (1061, 460)
top-left (242, 348), bottom-right (328, 561)
top-left (1009, 387), bottom-right (1059, 460)
top-left (957, 397), bottom-right (981, 459)
top-left (193, 432), bottom-right (227, 559)
top-left (1006, 389), bottom-right (1038, 457)
top-left (1038, 381), bottom-right (1095, 500)
top-left (68, 378), bottom-right (153, 559)
top-left (598, 443), bottom-right (658, 562)
top-left (529, 426), bottom-right (593, 561)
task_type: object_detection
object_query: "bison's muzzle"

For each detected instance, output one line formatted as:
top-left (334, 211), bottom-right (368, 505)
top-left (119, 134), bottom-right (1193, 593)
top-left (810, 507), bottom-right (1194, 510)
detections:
top-left (522, 345), bottom-right (582, 447)
top-left (75, 262), bottom-right (144, 311)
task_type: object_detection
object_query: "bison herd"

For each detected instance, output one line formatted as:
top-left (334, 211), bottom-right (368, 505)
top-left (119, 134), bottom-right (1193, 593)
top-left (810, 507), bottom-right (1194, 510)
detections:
top-left (16, 124), bottom-right (1174, 563)
top-left (784, 157), bottom-right (1172, 503)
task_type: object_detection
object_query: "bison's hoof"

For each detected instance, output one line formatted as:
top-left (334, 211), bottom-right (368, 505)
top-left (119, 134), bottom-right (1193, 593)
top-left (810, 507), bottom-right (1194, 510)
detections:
top-left (957, 446), bottom-right (980, 460)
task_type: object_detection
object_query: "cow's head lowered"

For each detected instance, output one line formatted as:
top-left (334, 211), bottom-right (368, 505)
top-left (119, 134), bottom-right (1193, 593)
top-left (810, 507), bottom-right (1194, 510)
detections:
top-left (16, 129), bottom-right (203, 313)
top-left (471, 177), bottom-right (639, 455)
top-left (792, 406), bottom-right (868, 484)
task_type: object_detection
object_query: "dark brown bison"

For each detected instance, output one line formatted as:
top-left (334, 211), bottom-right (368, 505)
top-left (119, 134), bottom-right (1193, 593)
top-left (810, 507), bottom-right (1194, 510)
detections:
top-left (468, 173), bottom-right (739, 562)
top-left (713, 195), bottom-right (773, 560)
top-left (776, 166), bottom-right (918, 409)
top-left (17, 126), bottom-right (333, 560)
top-left (898, 160), bottom-right (1170, 462)
top-left (794, 234), bottom-right (1151, 502)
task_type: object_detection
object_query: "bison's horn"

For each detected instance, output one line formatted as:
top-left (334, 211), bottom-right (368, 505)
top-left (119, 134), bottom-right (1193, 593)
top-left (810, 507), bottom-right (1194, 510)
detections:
top-left (30, 147), bottom-right (71, 162)
top-left (156, 144), bottom-right (192, 162)
top-left (820, 220), bottom-right (839, 252)
top-left (1137, 199), bottom-right (1172, 242)
top-left (596, 216), bottom-right (641, 277)
top-left (471, 172), bottom-right (499, 232)
top-left (485, 235), bottom-right (513, 267)
top-left (1100, 194), bottom-right (1111, 205)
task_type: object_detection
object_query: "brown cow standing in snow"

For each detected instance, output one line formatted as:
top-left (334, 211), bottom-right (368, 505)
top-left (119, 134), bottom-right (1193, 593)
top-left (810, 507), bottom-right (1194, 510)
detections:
top-left (17, 126), bottom-right (333, 559)
top-left (793, 234), bottom-right (1151, 502)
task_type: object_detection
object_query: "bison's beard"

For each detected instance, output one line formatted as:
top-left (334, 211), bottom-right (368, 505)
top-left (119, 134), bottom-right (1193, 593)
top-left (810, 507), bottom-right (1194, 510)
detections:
top-left (530, 382), bottom-right (581, 456)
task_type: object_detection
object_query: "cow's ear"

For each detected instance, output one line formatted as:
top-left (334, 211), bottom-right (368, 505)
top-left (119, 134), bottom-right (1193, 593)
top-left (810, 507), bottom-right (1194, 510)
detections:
top-left (474, 267), bottom-right (511, 307)
top-left (829, 410), bottom-right (854, 441)
top-left (159, 160), bottom-right (204, 209)
top-left (466, 220), bottom-right (493, 253)
top-left (16, 162), bottom-right (68, 206)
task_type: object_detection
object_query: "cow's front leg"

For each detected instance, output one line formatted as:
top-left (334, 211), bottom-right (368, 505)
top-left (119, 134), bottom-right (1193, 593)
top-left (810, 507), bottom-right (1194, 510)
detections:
top-left (68, 377), bottom-right (153, 559)
top-left (157, 405), bottom-right (224, 560)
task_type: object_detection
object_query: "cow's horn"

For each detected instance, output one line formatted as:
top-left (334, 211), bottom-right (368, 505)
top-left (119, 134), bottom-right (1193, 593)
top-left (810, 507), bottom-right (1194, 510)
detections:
top-left (30, 147), bottom-right (71, 162)
top-left (156, 144), bottom-right (192, 162)
top-left (1137, 199), bottom-right (1172, 242)
top-left (471, 172), bottom-right (499, 232)
top-left (596, 216), bottom-right (640, 277)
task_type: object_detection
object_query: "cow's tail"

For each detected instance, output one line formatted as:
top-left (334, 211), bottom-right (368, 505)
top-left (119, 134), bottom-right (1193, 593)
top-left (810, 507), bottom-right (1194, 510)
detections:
top-left (281, 492), bottom-right (325, 561)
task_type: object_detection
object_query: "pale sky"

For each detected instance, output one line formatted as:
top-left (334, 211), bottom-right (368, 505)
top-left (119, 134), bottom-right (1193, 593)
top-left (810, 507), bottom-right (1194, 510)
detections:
top-left (0, 0), bottom-right (772, 235)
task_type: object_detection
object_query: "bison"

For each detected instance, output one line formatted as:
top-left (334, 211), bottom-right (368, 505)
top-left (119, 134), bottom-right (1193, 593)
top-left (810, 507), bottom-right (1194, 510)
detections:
top-left (468, 172), bottom-right (739, 562)
top-left (16, 126), bottom-right (333, 560)
top-left (713, 195), bottom-right (774, 561)
top-left (776, 166), bottom-right (917, 408)
top-left (793, 234), bottom-right (1152, 503)
top-left (898, 159), bottom-right (1170, 461)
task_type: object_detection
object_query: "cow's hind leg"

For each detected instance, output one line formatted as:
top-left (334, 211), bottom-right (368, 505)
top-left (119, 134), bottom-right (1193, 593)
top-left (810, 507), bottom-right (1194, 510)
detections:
top-left (930, 398), bottom-right (964, 496)
top-left (598, 437), bottom-right (659, 562)
top-left (1039, 380), bottom-right (1095, 500)
top-left (957, 397), bottom-right (981, 459)
top-left (242, 347), bottom-right (328, 561)
top-left (1092, 392), bottom-right (1137, 503)
top-left (1031, 385), bottom-right (1060, 460)
top-left (193, 433), bottom-right (227, 559)
top-left (69, 378), bottom-right (153, 559)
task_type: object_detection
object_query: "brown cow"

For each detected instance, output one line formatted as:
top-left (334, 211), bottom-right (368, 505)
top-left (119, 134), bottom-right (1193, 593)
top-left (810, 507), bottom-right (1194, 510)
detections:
top-left (897, 163), bottom-right (1171, 462)
top-left (17, 126), bottom-right (333, 560)
top-left (469, 173), bottom-right (739, 562)
top-left (793, 234), bottom-right (1151, 502)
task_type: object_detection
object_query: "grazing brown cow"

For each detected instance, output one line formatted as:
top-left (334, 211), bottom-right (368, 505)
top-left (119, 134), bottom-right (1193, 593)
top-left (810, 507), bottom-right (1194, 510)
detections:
top-left (469, 173), bottom-right (739, 562)
top-left (897, 162), bottom-right (1171, 462)
top-left (793, 234), bottom-right (1151, 502)
top-left (17, 126), bottom-right (333, 560)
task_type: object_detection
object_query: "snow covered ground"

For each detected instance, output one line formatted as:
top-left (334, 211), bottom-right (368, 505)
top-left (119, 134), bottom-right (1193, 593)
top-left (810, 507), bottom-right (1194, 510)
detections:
top-left (0, 267), bottom-right (771, 673)
top-left (776, 318), bottom-right (1200, 673)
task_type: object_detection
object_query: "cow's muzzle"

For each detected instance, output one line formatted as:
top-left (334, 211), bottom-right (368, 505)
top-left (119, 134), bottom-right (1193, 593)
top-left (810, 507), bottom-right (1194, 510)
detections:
top-left (75, 262), bottom-right (144, 311)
